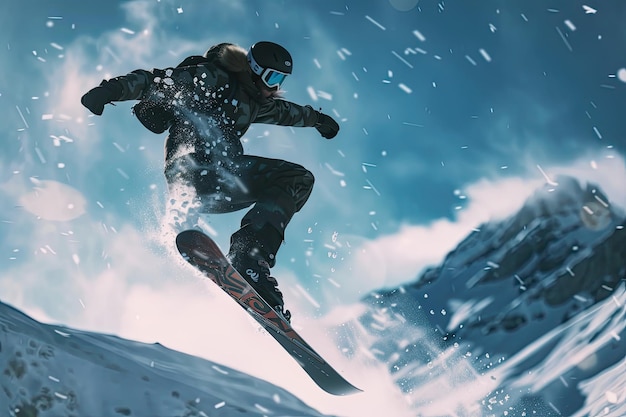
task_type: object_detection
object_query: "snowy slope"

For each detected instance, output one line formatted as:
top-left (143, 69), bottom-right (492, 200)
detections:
top-left (336, 176), bottom-right (626, 416)
top-left (0, 300), bottom-right (334, 417)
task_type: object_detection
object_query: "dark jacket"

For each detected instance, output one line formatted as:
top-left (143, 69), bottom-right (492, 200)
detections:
top-left (111, 43), bottom-right (319, 164)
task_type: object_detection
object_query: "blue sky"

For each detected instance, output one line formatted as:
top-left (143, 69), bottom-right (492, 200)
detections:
top-left (1, 0), bottom-right (625, 414)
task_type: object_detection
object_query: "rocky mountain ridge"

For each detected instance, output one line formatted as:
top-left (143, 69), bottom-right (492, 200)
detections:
top-left (348, 176), bottom-right (626, 416)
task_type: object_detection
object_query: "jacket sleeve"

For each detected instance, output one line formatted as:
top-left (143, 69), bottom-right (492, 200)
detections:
top-left (253, 99), bottom-right (319, 127)
top-left (116, 66), bottom-right (220, 102)
top-left (108, 69), bottom-right (154, 101)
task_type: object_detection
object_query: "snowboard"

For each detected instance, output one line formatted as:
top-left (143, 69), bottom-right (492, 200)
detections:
top-left (175, 229), bottom-right (361, 396)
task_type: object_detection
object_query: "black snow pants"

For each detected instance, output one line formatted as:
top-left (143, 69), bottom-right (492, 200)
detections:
top-left (165, 153), bottom-right (315, 245)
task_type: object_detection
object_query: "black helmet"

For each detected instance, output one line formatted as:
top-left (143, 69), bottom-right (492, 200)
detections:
top-left (247, 41), bottom-right (292, 89)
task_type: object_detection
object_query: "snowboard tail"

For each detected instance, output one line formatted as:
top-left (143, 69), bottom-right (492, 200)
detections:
top-left (175, 229), bottom-right (361, 396)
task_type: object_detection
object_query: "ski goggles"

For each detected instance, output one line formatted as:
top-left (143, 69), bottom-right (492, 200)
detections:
top-left (248, 51), bottom-right (289, 89)
top-left (260, 68), bottom-right (288, 89)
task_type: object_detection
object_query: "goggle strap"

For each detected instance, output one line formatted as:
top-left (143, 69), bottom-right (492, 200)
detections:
top-left (247, 51), bottom-right (264, 76)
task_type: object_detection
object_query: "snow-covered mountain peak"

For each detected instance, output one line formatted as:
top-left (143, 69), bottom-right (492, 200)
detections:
top-left (517, 175), bottom-right (614, 231)
top-left (419, 176), bottom-right (623, 295)
top-left (346, 176), bottom-right (626, 416)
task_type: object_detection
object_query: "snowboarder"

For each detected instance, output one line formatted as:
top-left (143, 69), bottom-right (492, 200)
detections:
top-left (81, 41), bottom-right (340, 321)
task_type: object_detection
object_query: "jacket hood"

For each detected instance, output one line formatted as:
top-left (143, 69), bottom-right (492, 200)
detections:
top-left (218, 44), bottom-right (250, 73)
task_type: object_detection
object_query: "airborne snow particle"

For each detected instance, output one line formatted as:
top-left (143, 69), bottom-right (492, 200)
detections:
top-left (54, 392), bottom-right (68, 400)
top-left (392, 51), bottom-right (413, 68)
top-left (296, 284), bottom-right (320, 308)
top-left (606, 391), bottom-right (619, 404)
top-left (402, 122), bottom-right (423, 127)
top-left (365, 15), bottom-right (386, 31)
top-left (112, 142), bottom-right (125, 153)
top-left (316, 90), bottom-right (333, 100)
top-left (116, 168), bottom-right (129, 179)
top-left (617, 68), bottom-right (626, 83)
top-left (209, 364), bottom-right (230, 378)
top-left (564, 19), bottom-right (576, 31)
top-left (582, 5), bottom-right (597, 14)
top-left (365, 179), bottom-right (380, 196)
top-left (324, 163), bottom-right (345, 177)
top-left (306, 86), bottom-right (318, 101)
top-left (35, 148), bottom-right (46, 164)
top-left (479, 48), bottom-right (492, 62)
top-left (412, 29), bottom-right (426, 42)
top-left (593, 126), bottom-right (602, 139)
top-left (398, 83), bottom-right (412, 94)
top-left (465, 55), bottom-right (477, 66)
top-left (16, 105), bottom-right (29, 128)
top-left (536, 164), bottom-right (559, 186)
top-left (556, 26), bottom-right (573, 51)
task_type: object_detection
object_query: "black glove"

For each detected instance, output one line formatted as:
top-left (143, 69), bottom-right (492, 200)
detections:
top-left (81, 79), bottom-right (123, 115)
top-left (314, 111), bottom-right (339, 139)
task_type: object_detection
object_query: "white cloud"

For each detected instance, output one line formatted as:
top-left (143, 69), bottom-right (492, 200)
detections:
top-left (328, 177), bottom-right (541, 302)
top-left (18, 178), bottom-right (86, 221)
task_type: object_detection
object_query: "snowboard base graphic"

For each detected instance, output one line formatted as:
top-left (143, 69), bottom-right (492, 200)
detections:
top-left (175, 229), bottom-right (361, 396)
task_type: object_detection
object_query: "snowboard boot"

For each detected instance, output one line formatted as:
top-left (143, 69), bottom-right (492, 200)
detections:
top-left (227, 224), bottom-right (291, 322)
